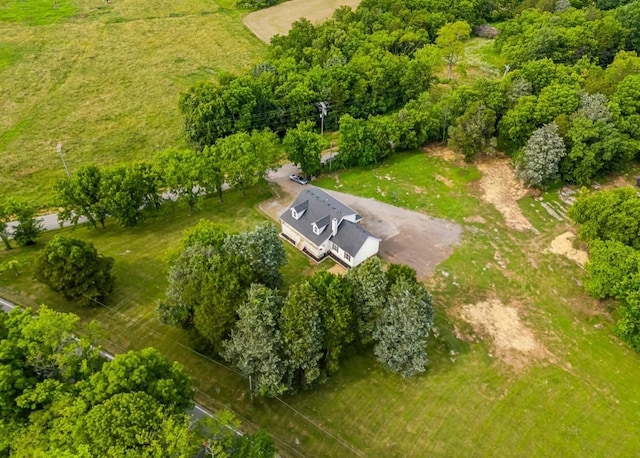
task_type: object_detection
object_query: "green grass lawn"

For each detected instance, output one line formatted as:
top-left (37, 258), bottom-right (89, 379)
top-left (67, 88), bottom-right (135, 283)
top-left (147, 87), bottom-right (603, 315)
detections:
top-left (0, 0), bottom-right (265, 205)
top-left (315, 151), bottom-right (483, 223)
top-left (3, 152), bottom-right (640, 456)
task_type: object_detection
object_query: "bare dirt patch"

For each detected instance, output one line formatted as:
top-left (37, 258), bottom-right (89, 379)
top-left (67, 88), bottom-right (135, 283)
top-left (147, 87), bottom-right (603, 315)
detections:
top-left (244, 0), bottom-right (362, 43)
top-left (461, 299), bottom-right (548, 370)
top-left (434, 174), bottom-right (454, 188)
top-left (546, 232), bottom-right (588, 268)
top-left (464, 215), bottom-right (486, 224)
top-left (328, 263), bottom-right (347, 276)
top-left (422, 144), bottom-right (457, 162)
top-left (476, 158), bottom-right (534, 232)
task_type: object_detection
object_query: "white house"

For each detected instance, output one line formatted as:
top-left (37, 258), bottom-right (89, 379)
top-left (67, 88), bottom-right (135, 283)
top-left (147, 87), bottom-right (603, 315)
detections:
top-left (280, 187), bottom-right (380, 267)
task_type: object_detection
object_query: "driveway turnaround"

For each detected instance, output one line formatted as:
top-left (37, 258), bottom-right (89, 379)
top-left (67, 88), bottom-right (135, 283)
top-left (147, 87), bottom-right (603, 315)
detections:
top-left (263, 165), bottom-right (462, 279)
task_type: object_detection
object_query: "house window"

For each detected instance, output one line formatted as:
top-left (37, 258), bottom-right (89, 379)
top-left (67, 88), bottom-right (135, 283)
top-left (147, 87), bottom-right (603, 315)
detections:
top-left (344, 252), bottom-right (351, 262)
top-left (332, 243), bottom-right (338, 252)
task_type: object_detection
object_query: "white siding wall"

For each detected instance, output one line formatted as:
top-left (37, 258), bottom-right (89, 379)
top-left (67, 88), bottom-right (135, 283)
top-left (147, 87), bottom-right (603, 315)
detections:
top-left (318, 238), bottom-right (332, 257)
top-left (330, 243), bottom-right (355, 267)
top-left (281, 222), bottom-right (301, 245)
top-left (351, 237), bottom-right (380, 267)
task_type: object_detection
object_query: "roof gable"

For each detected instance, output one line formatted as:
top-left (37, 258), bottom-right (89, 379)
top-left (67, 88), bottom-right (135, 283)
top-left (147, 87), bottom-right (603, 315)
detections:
top-left (330, 220), bottom-right (379, 256)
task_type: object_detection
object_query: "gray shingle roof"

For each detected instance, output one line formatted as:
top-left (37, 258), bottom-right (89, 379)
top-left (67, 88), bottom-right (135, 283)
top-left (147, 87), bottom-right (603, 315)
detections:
top-left (292, 200), bottom-right (308, 213)
top-left (313, 215), bottom-right (331, 230)
top-left (330, 220), bottom-right (378, 256)
top-left (280, 187), bottom-right (377, 255)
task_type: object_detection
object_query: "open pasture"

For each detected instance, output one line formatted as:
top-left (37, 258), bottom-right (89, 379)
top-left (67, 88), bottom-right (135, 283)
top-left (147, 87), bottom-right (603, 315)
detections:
top-left (0, 0), bottom-right (265, 204)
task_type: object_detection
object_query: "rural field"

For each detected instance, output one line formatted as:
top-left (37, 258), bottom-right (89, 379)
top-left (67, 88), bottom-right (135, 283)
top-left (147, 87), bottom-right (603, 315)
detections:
top-left (0, 0), bottom-right (265, 204)
top-left (3, 0), bottom-right (640, 456)
top-left (243, 0), bottom-right (361, 42)
top-left (2, 148), bottom-right (640, 456)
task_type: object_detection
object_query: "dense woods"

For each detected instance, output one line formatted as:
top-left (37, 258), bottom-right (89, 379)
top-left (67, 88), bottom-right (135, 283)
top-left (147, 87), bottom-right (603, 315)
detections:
top-left (179, 0), bottom-right (640, 188)
top-left (569, 188), bottom-right (640, 350)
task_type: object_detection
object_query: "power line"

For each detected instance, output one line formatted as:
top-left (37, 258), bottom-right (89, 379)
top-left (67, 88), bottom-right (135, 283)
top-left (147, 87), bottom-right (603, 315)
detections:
top-left (81, 294), bottom-right (362, 456)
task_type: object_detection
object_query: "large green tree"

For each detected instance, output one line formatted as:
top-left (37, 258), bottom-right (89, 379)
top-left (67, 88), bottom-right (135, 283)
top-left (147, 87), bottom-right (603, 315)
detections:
top-left (283, 121), bottom-right (324, 178)
top-left (81, 347), bottom-right (192, 414)
top-left (102, 162), bottom-right (161, 227)
top-left (56, 165), bottom-right (109, 229)
top-left (215, 130), bottom-right (282, 195)
top-left (82, 391), bottom-right (194, 458)
top-left (0, 306), bottom-right (102, 422)
top-left (517, 123), bottom-right (567, 188)
top-left (561, 115), bottom-right (633, 185)
top-left (309, 271), bottom-right (355, 375)
top-left (8, 201), bottom-right (43, 247)
top-left (374, 278), bottom-right (434, 377)
top-left (569, 187), bottom-right (640, 249)
top-left (156, 149), bottom-right (209, 213)
top-left (583, 239), bottom-right (640, 299)
top-left (436, 21), bottom-right (472, 80)
top-left (346, 256), bottom-right (388, 346)
top-left (222, 224), bottom-right (287, 289)
top-left (448, 101), bottom-right (497, 161)
top-left (223, 285), bottom-right (288, 397)
top-left (34, 236), bottom-right (115, 307)
top-left (193, 254), bottom-right (257, 354)
top-left (281, 281), bottom-right (324, 390)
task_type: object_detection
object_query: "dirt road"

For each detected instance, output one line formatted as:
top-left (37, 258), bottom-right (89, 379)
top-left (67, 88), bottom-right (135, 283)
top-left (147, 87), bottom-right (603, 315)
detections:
top-left (243, 0), bottom-right (362, 43)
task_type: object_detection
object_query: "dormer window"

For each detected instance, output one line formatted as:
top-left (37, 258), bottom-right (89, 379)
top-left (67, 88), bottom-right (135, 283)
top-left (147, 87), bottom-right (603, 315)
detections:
top-left (291, 200), bottom-right (309, 220)
top-left (311, 215), bottom-right (330, 236)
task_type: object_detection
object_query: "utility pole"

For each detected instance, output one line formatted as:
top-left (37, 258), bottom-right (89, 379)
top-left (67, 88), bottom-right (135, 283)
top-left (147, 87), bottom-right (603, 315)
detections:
top-left (56, 143), bottom-right (71, 178)
top-left (503, 63), bottom-right (511, 78)
top-left (317, 101), bottom-right (329, 137)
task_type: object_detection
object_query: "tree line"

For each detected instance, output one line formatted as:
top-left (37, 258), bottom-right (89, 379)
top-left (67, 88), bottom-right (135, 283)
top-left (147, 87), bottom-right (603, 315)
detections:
top-left (178, 0), bottom-right (511, 149)
top-left (569, 187), bottom-right (640, 351)
top-left (158, 221), bottom-right (435, 396)
top-left (178, 0), bottom-right (640, 190)
top-left (0, 306), bottom-right (275, 457)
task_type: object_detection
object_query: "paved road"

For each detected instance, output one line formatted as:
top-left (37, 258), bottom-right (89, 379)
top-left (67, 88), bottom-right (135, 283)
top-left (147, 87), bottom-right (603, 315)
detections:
top-left (5, 185), bottom-right (230, 234)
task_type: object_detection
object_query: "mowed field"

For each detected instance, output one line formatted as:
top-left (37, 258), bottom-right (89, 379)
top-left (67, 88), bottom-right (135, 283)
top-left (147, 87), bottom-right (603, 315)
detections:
top-left (0, 0), bottom-right (265, 204)
top-left (2, 150), bottom-right (640, 456)
top-left (244, 0), bottom-right (362, 43)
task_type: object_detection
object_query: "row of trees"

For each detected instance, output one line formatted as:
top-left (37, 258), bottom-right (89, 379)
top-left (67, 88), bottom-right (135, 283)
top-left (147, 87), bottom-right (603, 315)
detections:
top-left (159, 221), bottom-right (435, 396)
top-left (224, 260), bottom-right (434, 396)
top-left (54, 129), bottom-right (283, 230)
top-left (0, 306), bottom-right (274, 456)
top-left (569, 187), bottom-right (640, 351)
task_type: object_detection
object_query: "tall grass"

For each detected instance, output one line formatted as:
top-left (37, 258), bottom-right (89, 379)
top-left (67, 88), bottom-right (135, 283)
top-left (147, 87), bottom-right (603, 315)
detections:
top-left (0, 0), bottom-right (265, 205)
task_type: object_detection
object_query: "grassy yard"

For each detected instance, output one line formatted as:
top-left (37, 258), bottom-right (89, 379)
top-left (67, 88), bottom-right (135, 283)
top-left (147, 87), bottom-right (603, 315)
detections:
top-left (0, 0), bottom-right (265, 205)
top-left (0, 185), bottom-right (345, 456)
top-left (2, 151), bottom-right (639, 456)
